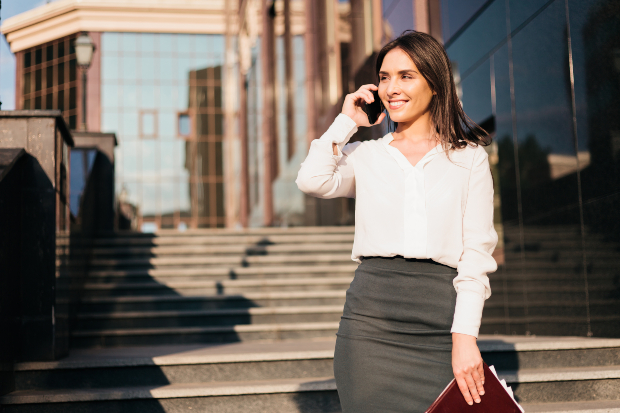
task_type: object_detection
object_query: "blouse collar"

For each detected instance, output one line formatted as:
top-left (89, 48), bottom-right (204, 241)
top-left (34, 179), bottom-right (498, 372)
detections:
top-left (382, 133), bottom-right (443, 172)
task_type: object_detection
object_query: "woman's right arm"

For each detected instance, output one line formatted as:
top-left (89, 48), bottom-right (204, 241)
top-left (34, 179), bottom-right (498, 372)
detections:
top-left (295, 114), bottom-right (359, 198)
top-left (295, 84), bottom-right (386, 199)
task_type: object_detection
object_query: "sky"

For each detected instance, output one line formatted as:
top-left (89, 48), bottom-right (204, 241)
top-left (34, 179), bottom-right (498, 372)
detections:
top-left (1, 0), bottom-right (56, 110)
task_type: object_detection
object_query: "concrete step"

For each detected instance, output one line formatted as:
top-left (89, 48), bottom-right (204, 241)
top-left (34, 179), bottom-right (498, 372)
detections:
top-left (485, 285), bottom-right (618, 303)
top-left (14, 340), bottom-right (337, 390)
top-left (75, 305), bottom-right (344, 330)
top-left (482, 299), bottom-right (620, 319)
top-left (488, 277), bottom-right (617, 291)
top-left (87, 253), bottom-right (353, 268)
top-left (85, 263), bottom-right (357, 279)
top-left (93, 233), bottom-right (355, 247)
top-left (70, 322), bottom-right (341, 347)
top-left (521, 399), bottom-right (620, 412)
top-left (78, 291), bottom-right (347, 313)
top-left (480, 316), bottom-right (620, 337)
top-left (77, 277), bottom-right (353, 297)
top-left (7, 336), bottom-right (620, 411)
top-left (115, 226), bottom-right (355, 237)
top-left (0, 377), bottom-right (340, 413)
top-left (90, 242), bottom-right (354, 257)
top-left (15, 336), bottom-right (620, 390)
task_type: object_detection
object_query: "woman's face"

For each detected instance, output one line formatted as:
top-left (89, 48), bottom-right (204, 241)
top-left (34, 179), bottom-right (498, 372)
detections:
top-left (378, 48), bottom-right (435, 125)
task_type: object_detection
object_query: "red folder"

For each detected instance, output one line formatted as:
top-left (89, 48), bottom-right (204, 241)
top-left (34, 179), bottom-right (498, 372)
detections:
top-left (426, 363), bottom-right (523, 412)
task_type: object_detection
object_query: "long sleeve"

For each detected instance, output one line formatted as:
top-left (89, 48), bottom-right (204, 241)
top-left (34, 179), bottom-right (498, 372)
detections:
top-left (451, 146), bottom-right (499, 338)
top-left (296, 114), bottom-right (359, 199)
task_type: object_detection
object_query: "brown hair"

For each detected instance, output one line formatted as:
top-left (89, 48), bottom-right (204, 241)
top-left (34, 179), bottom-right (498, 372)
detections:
top-left (376, 30), bottom-right (490, 150)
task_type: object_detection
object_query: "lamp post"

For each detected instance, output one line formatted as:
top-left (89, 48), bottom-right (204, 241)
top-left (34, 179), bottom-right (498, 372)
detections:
top-left (75, 32), bottom-right (95, 131)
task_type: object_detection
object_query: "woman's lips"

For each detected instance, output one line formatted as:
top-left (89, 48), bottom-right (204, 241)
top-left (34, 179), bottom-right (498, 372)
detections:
top-left (388, 100), bottom-right (408, 110)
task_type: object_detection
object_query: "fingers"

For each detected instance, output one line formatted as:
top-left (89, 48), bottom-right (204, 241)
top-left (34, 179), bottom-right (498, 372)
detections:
top-left (455, 377), bottom-right (474, 406)
top-left (464, 372), bottom-right (481, 404)
top-left (373, 112), bottom-right (386, 125)
top-left (455, 366), bottom-right (485, 406)
top-left (346, 91), bottom-right (372, 105)
top-left (359, 83), bottom-right (378, 91)
top-left (472, 368), bottom-right (485, 397)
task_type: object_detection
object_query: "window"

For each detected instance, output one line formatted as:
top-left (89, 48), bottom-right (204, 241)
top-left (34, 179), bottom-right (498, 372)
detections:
top-left (140, 110), bottom-right (158, 139)
top-left (178, 112), bottom-right (191, 138)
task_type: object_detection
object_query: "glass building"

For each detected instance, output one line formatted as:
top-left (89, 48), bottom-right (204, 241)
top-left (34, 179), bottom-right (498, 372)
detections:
top-left (442, 0), bottom-right (620, 337)
top-left (100, 32), bottom-right (226, 229)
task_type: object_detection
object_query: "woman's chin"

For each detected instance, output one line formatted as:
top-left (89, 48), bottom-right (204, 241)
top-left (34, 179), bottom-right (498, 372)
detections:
top-left (387, 114), bottom-right (414, 124)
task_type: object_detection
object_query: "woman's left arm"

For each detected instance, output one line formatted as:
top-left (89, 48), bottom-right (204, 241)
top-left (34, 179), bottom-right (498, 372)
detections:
top-left (451, 146), bottom-right (499, 405)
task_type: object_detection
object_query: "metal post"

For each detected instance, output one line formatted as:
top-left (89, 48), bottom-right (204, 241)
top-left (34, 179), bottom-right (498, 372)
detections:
top-left (81, 69), bottom-right (87, 131)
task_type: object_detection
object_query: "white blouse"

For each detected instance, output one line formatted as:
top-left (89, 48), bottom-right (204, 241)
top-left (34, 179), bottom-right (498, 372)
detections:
top-left (295, 114), bottom-right (498, 338)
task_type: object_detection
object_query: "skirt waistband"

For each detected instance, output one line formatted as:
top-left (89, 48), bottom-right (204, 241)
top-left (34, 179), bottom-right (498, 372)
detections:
top-left (359, 255), bottom-right (457, 275)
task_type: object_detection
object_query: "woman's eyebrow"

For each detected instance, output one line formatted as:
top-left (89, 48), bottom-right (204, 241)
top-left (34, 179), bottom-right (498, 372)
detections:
top-left (378, 69), bottom-right (418, 75)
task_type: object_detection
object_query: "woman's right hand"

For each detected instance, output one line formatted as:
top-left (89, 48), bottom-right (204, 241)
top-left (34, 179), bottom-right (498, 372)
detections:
top-left (341, 84), bottom-right (386, 128)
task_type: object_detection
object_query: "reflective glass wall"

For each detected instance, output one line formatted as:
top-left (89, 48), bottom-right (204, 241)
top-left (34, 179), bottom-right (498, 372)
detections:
top-left (446, 0), bottom-right (620, 337)
top-left (19, 34), bottom-right (79, 129)
top-left (100, 32), bottom-right (225, 230)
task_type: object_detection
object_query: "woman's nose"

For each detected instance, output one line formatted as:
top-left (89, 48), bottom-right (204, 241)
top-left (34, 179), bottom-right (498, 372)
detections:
top-left (386, 80), bottom-right (400, 96)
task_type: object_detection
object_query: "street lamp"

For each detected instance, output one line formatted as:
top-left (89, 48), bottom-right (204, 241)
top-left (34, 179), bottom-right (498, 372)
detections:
top-left (75, 32), bottom-right (95, 131)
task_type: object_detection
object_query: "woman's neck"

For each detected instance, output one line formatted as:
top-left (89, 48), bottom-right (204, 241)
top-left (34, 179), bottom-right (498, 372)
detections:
top-left (392, 111), bottom-right (436, 144)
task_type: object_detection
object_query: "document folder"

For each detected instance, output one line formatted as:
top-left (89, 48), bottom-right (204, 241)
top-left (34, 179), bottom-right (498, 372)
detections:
top-left (426, 363), bottom-right (524, 412)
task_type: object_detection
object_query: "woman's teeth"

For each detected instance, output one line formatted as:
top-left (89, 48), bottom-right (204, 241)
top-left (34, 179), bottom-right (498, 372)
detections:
top-left (390, 101), bottom-right (406, 108)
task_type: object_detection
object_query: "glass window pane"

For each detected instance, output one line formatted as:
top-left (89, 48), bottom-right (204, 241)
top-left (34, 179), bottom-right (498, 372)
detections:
top-left (446, 0), bottom-right (507, 77)
top-left (141, 84), bottom-right (156, 109)
top-left (159, 112), bottom-right (176, 140)
top-left (160, 142), bottom-right (177, 176)
top-left (141, 112), bottom-right (157, 137)
top-left (509, 0), bottom-right (550, 31)
top-left (122, 55), bottom-right (138, 80)
top-left (142, 56), bottom-right (156, 81)
top-left (120, 83), bottom-right (138, 108)
top-left (120, 33), bottom-right (138, 53)
top-left (178, 113), bottom-right (190, 137)
top-left (140, 33), bottom-right (157, 53)
top-left (178, 34), bottom-right (193, 55)
top-left (101, 55), bottom-right (119, 81)
top-left (101, 32), bottom-right (120, 53)
top-left (101, 110), bottom-right (119, 133)
top-left (460, 58), bottom-right (492, 125)
top-left (159, 34), bottom-right (176, 54)
top-left (102, 84), bottom-right (119, 109)
top-left (159, 58), bottom-right (175, 82)
top-left (141, 140), bottom-right (159, 177)
top-left (122, 141), bottom-right (139, 179)
top-left (440, 0), bottom-right (490, 42)
top-left (123, 111), bottom-right (139, 138)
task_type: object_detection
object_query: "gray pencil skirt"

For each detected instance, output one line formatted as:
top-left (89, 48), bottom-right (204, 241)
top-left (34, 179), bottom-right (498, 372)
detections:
top-left (334, 256), bottom-right (458, 413)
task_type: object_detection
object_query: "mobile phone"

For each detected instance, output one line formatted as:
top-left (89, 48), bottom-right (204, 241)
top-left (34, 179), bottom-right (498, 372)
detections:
top-left (362, 89), bottom-right (383, 124)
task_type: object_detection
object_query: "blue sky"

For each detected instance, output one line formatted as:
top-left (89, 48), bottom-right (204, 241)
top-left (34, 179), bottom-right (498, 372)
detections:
top-left (1, 0), bottom-right (55, 109)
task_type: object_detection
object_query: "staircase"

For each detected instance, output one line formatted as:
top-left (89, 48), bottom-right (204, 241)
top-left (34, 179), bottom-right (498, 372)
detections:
top-left (2, 226), bottom-right (620, 412)
top-left (482, 225), bottom-right (620, 337)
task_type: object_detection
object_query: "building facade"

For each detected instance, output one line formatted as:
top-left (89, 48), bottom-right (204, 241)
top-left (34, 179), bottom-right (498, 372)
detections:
top-left (2, 0), bottom-right (394, 230)
top-left (444, 0), bottom-right (620, 336)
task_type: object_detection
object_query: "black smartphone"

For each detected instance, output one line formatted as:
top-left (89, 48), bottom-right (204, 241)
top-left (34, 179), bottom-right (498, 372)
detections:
top-left (362, 90), bottom-right (383, 124)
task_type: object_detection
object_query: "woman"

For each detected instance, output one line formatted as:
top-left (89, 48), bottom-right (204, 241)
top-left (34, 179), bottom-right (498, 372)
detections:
top-left (296, 31), bottom-right (498, 412)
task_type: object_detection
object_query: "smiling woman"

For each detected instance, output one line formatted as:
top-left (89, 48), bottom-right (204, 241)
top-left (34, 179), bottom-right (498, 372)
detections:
top-left (296, 30), bottom-right (498, 412)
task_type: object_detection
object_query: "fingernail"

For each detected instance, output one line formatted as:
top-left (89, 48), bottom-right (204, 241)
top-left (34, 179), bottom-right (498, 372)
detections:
top-left (480, 391), bottom-right (485, 395)
top-left (468, 402), bottom-right (473, 406)
top-left (475, 399), bottom-right (481, 403)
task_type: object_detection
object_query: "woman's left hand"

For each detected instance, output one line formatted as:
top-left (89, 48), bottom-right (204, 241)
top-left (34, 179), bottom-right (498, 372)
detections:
top-left (452, 332), bottom-right (485, 405)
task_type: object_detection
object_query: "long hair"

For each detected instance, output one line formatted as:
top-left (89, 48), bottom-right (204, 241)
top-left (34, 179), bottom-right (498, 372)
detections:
top-left (376, 30), bottom-right (490, 150)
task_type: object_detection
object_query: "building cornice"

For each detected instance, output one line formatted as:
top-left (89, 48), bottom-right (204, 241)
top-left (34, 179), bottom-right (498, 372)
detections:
top-left (2, 0), bottom-right (239, 52)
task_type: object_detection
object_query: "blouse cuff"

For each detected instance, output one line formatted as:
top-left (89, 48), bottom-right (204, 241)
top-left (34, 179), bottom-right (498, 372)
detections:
top-left (319, 113), bottom-right (358, 159)
top-left (450, 290), bottom-right (485, 338)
